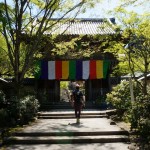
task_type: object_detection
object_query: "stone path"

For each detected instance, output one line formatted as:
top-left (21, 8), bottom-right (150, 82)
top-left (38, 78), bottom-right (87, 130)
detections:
top-left (4, 109), bottom-right (131, 150)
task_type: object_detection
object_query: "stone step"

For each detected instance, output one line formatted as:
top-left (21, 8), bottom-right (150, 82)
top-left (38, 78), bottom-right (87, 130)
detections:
top-left (40, 102), bottom-right (99, 110)
top-left (5, 135), bottom-right (130, 145)
top-left (38, 112), bottom-right (107, 116)
top-left (13, 131), bottom-right (129, 136)
top-left (38, 110), bottom-right (108, 119)
top-left (38, 115), bottom-right (108, 119)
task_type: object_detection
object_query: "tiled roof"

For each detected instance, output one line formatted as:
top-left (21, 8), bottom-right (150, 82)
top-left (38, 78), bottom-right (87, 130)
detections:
top-left (46, 18), bottom-right (116, 35)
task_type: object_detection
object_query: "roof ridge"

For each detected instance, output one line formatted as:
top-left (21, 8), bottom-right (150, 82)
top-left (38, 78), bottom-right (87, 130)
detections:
top-left (50, 18), bottom-right (115, 23)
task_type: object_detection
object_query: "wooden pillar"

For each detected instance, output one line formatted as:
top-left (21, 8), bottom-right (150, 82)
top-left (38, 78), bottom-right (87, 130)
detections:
top-left (55, 80), bottom-right (60, 102)
top-left (88, 80), bottom-right (92, 101)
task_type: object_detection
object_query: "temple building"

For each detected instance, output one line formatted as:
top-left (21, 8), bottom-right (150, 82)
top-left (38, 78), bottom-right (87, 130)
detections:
top-left (32, 18), bottom-right (120, 109)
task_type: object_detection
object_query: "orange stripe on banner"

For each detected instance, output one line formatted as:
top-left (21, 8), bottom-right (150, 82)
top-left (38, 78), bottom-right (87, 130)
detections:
top-left (96, 60), bottom-right (103, 79)
top-left (90, 60), bottom-right (96, 79)
top-left (62, 61), bottom-right (69, 79)
top-left (55, 60), bottom-right (62, 79)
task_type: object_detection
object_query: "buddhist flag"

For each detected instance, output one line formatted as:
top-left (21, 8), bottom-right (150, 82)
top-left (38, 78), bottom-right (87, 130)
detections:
top-left (76, 60), bottom-right (82, 80)
top-left (34, 61), bottom-right (41, 79)
top-left (55, 60), bottom-right (62, 80)
top-left (82, 61), bottom-right (89, 79)
top-left (96, 60), bottom-right (103, 79)
top-left (103, 60), bottom-right (110, 78)
top-left (36, 60), bottom-right (110, 80)
top-left (90, 60), bottom-right (96, 79)
top-left (48, 61), bottom-right (55, 80)
top-left (41, 60), bottom-right (48, 79)
top-left (69, 60), bottom-right (76, 80)
top-left (62, 61), bottom-right (69, 79)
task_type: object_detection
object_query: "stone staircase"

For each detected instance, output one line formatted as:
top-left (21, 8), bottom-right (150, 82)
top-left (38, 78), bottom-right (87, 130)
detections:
top-left (38, 111), bottom-right (108, 119)
top-left (4, 110), bottom-right (130, 146)
top-left (39, 101), bottom-right (99, 110)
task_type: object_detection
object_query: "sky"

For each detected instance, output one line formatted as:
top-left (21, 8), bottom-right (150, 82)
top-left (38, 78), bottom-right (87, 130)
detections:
top-left (1, 0), bottom-right (150, 20)
top-left (77, 0), bottom-right (150, 18)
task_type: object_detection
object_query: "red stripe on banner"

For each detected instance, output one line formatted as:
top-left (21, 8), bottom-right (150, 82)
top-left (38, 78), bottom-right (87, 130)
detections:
top-left (90, 60), bottom-right (96, 79)
top-left (55, 61), bottom-right (62, 79)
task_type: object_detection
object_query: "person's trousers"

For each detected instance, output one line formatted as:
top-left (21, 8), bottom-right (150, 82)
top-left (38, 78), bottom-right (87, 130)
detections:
top-left (74, 103), bottom-right (82, 118)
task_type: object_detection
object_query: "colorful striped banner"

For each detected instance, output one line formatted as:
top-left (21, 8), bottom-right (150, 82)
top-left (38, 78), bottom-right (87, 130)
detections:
top-left (103, 60), bottom-right (110, 78)
top-left (82, 61), bottom-right (89, 79)
top-left (55, 61), bottom-right (62, 80)
top-left (48, 61), bottom-right (55, 80)
top-left (90, 60), bottom-right (96, 79)
top-left (35, 60), bottom-right (110, 80)
top-left (96, 60), bottom-right (103, 79)
top-left (41, 61), bottom-right (48, 79)
top-left (69, 60), bottom-right (76, 80)
top-left (62, 61), bottom-right (69, 79)
top-left (76, 60), bottom-right (82, 80)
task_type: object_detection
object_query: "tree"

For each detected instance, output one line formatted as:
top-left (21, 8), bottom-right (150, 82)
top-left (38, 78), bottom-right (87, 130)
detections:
top-left (105, 8), bottom-right (150, 94)
top-left (0, 0), bottom-right (100, 96)
top-left (0, 33), bottom-right (12, 77)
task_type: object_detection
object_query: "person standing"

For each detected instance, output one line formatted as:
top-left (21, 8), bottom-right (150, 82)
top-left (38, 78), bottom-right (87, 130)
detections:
top-left (71, 84), bottom-right (84, 124)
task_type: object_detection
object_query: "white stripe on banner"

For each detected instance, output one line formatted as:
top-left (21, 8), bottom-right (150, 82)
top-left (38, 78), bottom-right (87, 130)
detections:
top-left (48, 61), bottom-right (55, 79)
top-left (82, 61), bottom-right (89, 79)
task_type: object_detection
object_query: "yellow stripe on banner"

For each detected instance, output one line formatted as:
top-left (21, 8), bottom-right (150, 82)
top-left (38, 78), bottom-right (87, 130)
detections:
top-left (96, 60), bottom-right (103, 79)
top-left (62, 61), bottom-right (69, 79)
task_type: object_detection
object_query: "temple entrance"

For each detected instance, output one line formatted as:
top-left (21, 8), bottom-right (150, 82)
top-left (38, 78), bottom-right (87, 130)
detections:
top-left (35, 59), bottom-right (112, 109)
top-left (60, 81), bottom-right (85, 102)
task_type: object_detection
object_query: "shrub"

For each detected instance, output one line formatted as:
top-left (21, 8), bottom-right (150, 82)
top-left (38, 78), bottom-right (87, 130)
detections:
top-left (106, 80), bottom-right (132, 110)
top-left (131, 93), bottom-right (150, 141)
top-left (0, 109), bottom-right (9, 127)
top-left (6, 95), bottom-right (40, 125)
top-left (106, 79), bottom-right (150, 143)
top-left (0, 90), bottom-right (6, 106)
top-left (19, 95), bottom-right (40, 123)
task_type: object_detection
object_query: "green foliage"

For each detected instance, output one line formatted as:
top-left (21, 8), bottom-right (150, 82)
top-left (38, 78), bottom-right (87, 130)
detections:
top-left (60, 81), bottom-right (69, 89)
top-left (19, 95), bottom-right (40, 123)
top-left (0, 90), bottom-right (5, 104)
top-left (0, 93), bottom-right (40, 127)
top-left (106, 80), bottom-right (132, 110)
top-left (107, 79), bottom-right (150, 141)
top-left (105, 10), bottom-right (150, 77)
top-left (0, 0), bottom-right (91, 86)
top-left (0, 109), bottom-right (9, 127)
top-left (0, 34), bottom-right (12, 77)
top-left (131, 92), bottom-right (150, 140)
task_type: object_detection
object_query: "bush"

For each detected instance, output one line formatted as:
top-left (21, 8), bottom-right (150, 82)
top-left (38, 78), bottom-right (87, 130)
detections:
top-left (6, 95), bottom-right (40, 126)
top-left (131, 93), bottom-right (150, 141)
top-left (106, 80), bottom-right (132, 110)
top-left (106, 79), bottom-right (150, 141)
top-left (0, 109), bottom-right (9, 127)
top-left (0, 90), bottom-right (6, 106)
top-left (19, 95), bottom-right (40, 123)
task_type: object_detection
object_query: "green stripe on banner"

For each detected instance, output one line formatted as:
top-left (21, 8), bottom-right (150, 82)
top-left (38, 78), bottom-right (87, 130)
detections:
top-left (69, 60), bottom-right (76, 80)
top-left (34, 61), bottom-right (41, 79)
top-left (103, 60), bottom-right (110, 78)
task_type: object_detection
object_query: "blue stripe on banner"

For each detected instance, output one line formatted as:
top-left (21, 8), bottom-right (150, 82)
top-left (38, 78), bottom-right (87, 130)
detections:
top-left (76, 60), bottom-right (83, 80)
top-left (41, 60), bottom-right (48, 79)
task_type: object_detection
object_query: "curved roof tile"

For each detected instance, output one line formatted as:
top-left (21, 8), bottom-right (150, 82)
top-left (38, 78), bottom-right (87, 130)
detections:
top-left (46, 18), bottom-right (116, 35)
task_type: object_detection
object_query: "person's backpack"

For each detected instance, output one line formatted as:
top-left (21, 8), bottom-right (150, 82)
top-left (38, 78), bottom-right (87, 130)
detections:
top-left (73, 90), bottom-right (83, 104)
